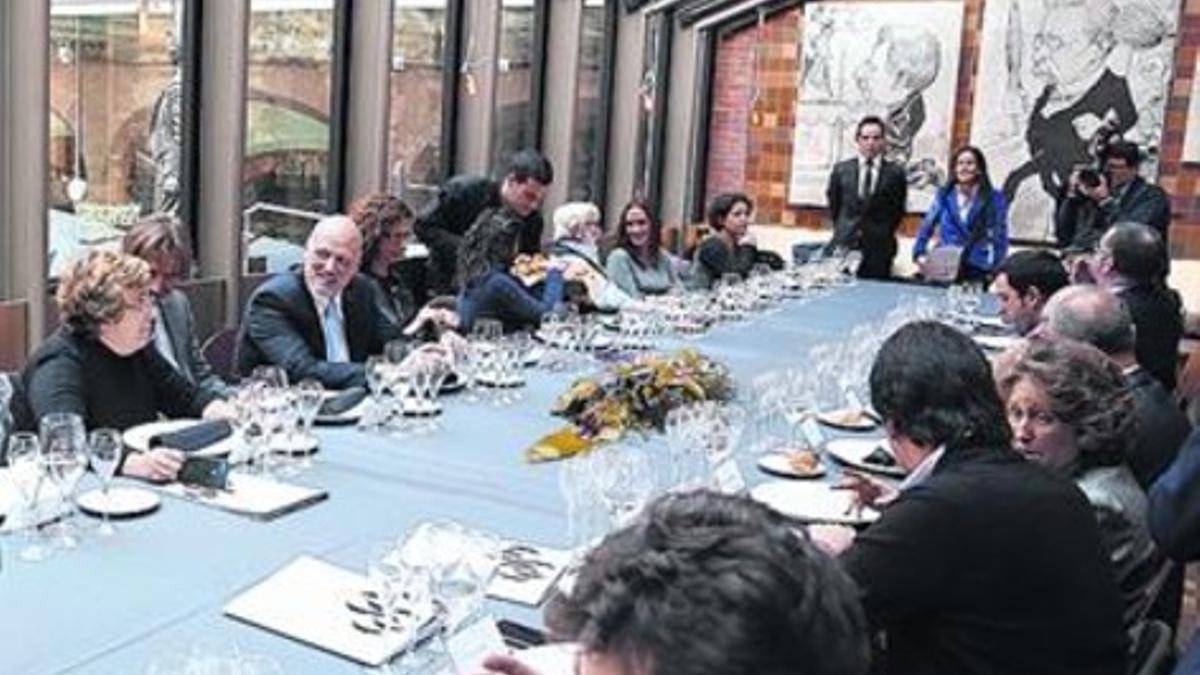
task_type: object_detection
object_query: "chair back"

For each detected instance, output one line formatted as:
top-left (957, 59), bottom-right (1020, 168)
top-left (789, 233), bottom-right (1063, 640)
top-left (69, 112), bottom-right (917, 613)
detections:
top-left (201, 327), bottom-right (240, 384)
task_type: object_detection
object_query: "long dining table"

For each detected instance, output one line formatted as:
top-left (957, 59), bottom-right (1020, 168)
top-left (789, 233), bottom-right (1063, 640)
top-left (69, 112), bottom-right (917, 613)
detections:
top-left (0, 280), bottom-right (946, 675)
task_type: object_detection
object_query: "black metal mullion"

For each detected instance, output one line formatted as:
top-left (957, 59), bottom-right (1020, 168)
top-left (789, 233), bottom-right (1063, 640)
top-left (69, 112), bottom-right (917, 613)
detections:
top-left (687, 28), bottom-right (715, 222)
top-left (589, 0), bottom-right (619, 214)
top-left (646, 10), bottom-right (673, 219)
top-left (179, 0), bottom-right (202, 253)
top-left (528, 0), bottom-right (550, 152)
top-left (328, 0), bottom-right (353, 211)
top-left (440, 0), bottom-right (464, 181)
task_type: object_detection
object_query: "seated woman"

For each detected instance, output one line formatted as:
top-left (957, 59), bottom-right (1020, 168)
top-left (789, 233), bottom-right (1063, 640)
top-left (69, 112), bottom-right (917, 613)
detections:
top-left (913, 145), bottom-right (1009, 282)
top-left (997, 338), bottom-right (1160, 627)
top-left (547, 201), bottom-right (629, 310)
top-left (350, 193), bottom-right (457, 338)
top-left (605, 200), bottom-right (679, 299)
top-left (455, 208), bottom-right (568, 333)
top-left (23, 251), bottom-right (232, 482)
top-left (690, 192), bottom-right (758, 290)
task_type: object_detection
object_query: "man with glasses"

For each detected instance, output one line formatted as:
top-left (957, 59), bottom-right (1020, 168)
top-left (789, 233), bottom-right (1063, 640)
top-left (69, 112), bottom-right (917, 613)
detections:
top-left (825, 116), bottom-right (908, 279)
top-left (238, 216), bottom-right (405, 389)
top-left (1085, 222), bottom-right (1183, 390)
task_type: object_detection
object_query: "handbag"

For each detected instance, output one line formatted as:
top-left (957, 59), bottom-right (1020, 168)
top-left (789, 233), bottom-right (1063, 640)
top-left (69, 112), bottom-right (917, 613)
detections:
top-left (924, 189), bottom-right (994, 284)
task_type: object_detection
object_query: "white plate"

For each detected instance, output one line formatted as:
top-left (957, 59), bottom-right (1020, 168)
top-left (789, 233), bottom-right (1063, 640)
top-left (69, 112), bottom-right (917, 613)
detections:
top-left (476, 373), bottom-right (525, 388)
top-left (951, 312), bottom-right (1007, 330)
top-left (816, 409), bottom-right (879, 431)
top-left (973, 334), bottom-right (1022, 352)
top-left (825, 438), bottom-right (907, 478)
top-left (534, 331), bottom-right (614, 352)
top-left (122, 419), bottom-right (236, 457)
top-left (757, 451), bottom-right (826, 479)
top-left (76, 486), bottom-right (161, 518)
top-left (315, 391), bottom-right (369, 426)
top-left (750, 480), bottom-right (878, 525)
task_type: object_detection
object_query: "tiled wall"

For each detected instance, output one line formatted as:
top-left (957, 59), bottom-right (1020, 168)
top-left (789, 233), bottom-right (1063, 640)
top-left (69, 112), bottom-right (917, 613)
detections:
top-left (706, 0), bottom-right (1200, 258)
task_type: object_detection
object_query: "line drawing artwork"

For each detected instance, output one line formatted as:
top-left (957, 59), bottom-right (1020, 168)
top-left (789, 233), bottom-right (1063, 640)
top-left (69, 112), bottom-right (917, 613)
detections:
top-left (788, 1), bottom-right (965, 212)
top-left (971, 0), bottom-right (1180, 242)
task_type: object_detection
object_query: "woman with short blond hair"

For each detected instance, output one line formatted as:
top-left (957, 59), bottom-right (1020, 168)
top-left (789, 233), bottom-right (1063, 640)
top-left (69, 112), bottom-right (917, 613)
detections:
top-left (23, 250), bottom-right (231, 482)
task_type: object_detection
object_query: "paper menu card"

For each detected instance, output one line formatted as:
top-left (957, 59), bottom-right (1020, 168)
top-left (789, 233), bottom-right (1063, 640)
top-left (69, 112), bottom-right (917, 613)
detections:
top-left (160, 473), bottom-right (326, 520)
top-left (225, 556), bottom-right (410, 667)
top-left (486, 541), bottom-right (573, 607)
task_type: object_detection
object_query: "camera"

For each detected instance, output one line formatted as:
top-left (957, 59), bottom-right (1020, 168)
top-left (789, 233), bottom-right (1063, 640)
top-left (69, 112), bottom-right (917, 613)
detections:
top-left (1078, 168), bottom-right (1102, 189)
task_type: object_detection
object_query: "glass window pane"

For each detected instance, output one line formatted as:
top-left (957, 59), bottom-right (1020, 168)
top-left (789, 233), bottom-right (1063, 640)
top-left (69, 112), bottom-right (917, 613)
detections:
top-left (388, 0), bottom-right (448, 210)
top-left (47, 0), bottom-right (185, 278)
top-left (492, 0), bottom-right (537, 172)
top-left (242, 0), bottom-right (334, 274)
top-left (569, 0), bottom-right (606, 201)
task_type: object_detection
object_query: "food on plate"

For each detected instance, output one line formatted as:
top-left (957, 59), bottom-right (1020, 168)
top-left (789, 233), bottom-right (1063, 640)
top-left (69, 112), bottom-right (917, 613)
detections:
top-left (820, 408), bottom-right (876, 428)
top-left (512, 254), bottom-right (550, 282)
top-left (786, 449), bottom-right (821, 474)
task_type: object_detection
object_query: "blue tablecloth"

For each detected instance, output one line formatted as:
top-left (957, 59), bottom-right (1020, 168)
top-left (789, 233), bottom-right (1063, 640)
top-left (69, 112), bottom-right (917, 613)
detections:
top-left (0, 281), bottom-right (944, 674)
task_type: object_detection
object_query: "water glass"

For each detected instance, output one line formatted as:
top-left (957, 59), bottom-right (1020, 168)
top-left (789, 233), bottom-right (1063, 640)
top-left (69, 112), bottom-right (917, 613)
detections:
top-left (8, 432), bottom-right (49, 562)
top-left (88, 428), bottom-right (122, 537)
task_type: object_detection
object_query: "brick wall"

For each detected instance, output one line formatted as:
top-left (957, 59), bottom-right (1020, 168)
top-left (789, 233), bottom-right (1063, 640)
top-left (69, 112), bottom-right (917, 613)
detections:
top-left (706, 0), bottom-right (1200, 259)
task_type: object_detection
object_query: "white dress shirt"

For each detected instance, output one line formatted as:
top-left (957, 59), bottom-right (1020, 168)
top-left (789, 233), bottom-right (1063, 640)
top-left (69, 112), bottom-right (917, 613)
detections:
top-left (311, 291), bottom-right (350, 363)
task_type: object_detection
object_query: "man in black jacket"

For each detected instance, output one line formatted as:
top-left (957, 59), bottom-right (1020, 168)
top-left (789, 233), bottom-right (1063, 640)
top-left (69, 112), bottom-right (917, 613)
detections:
top-left (811, 322), bottom-right (1127, 675)
top-left (237, 216), bottom-right (404, 389)
top-left (1088, 222), bottom-right (1183, 390)
top-left (415, 149), bottom-right (553, 294)
top-left (826, 116), bottom-right (907, 280)
top-left (1056, 140), bottom-right (1171, 249)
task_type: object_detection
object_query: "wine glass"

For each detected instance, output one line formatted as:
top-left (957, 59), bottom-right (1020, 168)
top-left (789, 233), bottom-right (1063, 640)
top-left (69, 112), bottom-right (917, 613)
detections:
top-left (385, 339), bottom-right (412, 365)
top-left (294, 379), bottom-right (324, 469)
top-left (8, 432), bottom-right (50, 562)
top-left (87, 428), bottom-right (123, 537)
top-left (38, 412), bottom-right (87, 549)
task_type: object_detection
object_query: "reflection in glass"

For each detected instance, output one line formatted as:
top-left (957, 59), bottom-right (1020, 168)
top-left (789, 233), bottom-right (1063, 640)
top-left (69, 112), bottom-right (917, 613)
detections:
top-left (242, 0), bottom-right (334, 274)
top-left (388, 1), bottom-right (448, 210)
top-left (569, 1), bottom-right (607, 201)
top-left (492, 0), bottom-right (537, 172)
top-left (47, 1), bottom-right (184, 277)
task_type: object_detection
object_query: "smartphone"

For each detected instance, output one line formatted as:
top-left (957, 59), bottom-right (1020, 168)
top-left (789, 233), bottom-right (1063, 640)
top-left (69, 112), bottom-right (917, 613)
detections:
top-left (497, 619), bottom-right (547, 649)
top-left (178, 456), bottom-right (230, 490)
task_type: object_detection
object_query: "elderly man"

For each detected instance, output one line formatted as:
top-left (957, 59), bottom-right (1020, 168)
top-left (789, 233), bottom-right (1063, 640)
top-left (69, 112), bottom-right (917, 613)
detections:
top-left (415, 148), bottom-right (553, 294)
top-left (1043, 285), bottom-right (1191, 488)
top-left (811, 322), bottom-right (1127, 674)
top-left (990, 250), bottom-right (1068, 335)
top-left (237, 216), bottom-right (404, 389)
top-left (1085, 222), bottom-right (1183, 390)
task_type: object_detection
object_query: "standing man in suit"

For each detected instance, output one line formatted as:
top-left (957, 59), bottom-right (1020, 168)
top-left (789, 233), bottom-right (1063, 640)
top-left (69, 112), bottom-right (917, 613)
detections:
top-left (826, 116), bottom-right (908, 279)
top-left (123, 214), bottom-right (231, 399)
top-left (415, 149), bottom-right (553, 294)
top-left (238, 216), bottom-right (404, 390)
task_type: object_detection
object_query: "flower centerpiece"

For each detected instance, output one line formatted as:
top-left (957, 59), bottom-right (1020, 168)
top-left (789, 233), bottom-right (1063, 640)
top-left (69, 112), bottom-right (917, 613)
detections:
top-left (526, 349), bottom-right (735, 462)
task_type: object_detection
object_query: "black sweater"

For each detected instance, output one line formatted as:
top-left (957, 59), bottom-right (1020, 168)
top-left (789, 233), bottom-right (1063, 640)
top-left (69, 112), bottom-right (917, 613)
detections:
top-left (842, 446), bottom-right (1128, 675)
top-left (22, 329), bottom-right (217, 432)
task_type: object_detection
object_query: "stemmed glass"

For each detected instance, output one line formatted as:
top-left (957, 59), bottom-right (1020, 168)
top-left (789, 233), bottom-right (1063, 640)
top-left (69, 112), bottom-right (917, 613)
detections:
top-left (87, 428), bottom-right (123, 537)
top-left (592, 445), bottom-right (656, 529)
top-left (8, 432), bottom-right (50, 562)
top-left (294, 379), bottom-right (324, 469)
top-left (363, 356), bottom-right (388, 431)
top-left (250, 364), bottom-right (289, 390)
top-left (38, 412), bottom-right (87, 549)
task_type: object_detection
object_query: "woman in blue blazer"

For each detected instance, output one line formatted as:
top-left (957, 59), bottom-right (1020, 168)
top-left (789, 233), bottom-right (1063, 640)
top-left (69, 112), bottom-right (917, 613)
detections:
top-left (913, 145), bottom-right (1009, 282)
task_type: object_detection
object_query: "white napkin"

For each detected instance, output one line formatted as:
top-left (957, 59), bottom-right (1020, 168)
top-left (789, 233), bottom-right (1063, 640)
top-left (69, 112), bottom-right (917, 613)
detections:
top-left (158, 472), bottom-right (326, 520)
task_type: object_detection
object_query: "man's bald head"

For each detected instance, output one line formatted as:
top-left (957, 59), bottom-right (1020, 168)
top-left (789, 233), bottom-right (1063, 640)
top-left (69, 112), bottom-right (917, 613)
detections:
top-left (304, 215), bottom-right (362, 299)
top-left (1042, 284), bottom-right (1135, 357)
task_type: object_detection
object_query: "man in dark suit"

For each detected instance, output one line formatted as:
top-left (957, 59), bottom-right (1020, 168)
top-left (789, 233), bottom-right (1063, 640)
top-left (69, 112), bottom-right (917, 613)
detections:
top-left (810, 322), bottom-right (1127, 675)
top-left (826, 116), bottom-right (907, 280)
top-left (415, 149), bottom-right (553, 294)
top-left (990, 250), bottom-right (1069, 336)
top-left (123, 214), bottom-right (231, 399)
top-left (1088, 222), bottom-right (1183, 390)
top-left (238, 216), bottom-right (404, 390)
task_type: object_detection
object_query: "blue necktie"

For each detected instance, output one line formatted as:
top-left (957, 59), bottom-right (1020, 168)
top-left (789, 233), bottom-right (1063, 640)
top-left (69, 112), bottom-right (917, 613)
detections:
top-left (323, 301), bottom-right (349, 363)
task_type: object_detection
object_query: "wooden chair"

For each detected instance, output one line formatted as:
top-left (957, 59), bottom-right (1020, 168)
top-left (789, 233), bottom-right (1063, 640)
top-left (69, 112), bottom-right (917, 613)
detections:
top-left (0, 300), bottom-right (29, 372)
top-left (201, 327), bottom-right (240, 384)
